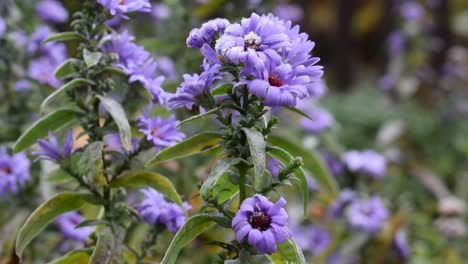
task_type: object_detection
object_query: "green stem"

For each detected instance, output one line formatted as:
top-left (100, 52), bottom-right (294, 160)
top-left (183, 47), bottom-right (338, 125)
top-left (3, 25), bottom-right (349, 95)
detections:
top-left (237, 164), bottom-right (248, 208)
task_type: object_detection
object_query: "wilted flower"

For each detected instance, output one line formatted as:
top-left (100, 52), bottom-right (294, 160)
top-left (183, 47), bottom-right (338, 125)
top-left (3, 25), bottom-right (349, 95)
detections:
top-left (33, 131), bottom-right (73, 162)
top-left (36, 0), bottom-right (69, 24)
top-left (347, 196), bottom-right (389, 233)
top-left (56, 211), bottom-right (94, 242)
top-left (232, 194), bottom-right (291, 254)
top-left (0, 147), bottom-right (30, 196)
top-left (342, 150), bottom-right (387, 179)
top-left (137, 110), bottom-right (185, 152)
top-left (97, 0), bottom-right (151, 19)
top-left (136, 188), bottom-right (191, 233)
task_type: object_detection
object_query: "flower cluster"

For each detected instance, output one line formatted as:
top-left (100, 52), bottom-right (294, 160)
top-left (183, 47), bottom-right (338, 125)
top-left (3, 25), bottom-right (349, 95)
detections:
top-left (342, 150), bottom-right (387, 179)
top-left (136, 188), bottom-right (191, 233)
top-left (0, 147), bottom-right (30, 196)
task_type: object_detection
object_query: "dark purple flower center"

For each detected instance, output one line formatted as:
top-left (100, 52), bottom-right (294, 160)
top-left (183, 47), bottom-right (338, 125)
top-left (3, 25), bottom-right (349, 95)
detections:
top-left (244, 32), bottom-right (262, 51)
top-left (118, 0), bottom-right (125, 4)
top-left (0, 165), bottom-right (11, 175)
top-left (249, 211), bottom-right (271, 231)
top-left (268, 74), bottom-right (283, 87)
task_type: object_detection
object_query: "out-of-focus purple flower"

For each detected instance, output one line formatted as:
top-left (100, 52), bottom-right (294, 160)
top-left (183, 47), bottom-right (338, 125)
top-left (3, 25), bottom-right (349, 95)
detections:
top-left (36, 0), bottom-right (69, 24)
top-left (56, 211), bottom-right (94, 242)
top-left (342, 150), bottom-right (387, 179)
top-left (136, 188), bottom-right (191, 233)
top-left (156, 56), bottom-right (177, 80)
top-left (232, 194), bottom-right (291, 254)
top-left (152, 3), bottom-right (170, 21)
top-left (300, 107), bottom-right (334, 134)
top-left (104, 133), bottom-right (140, 154)
top-left (14, 80), bottom-right (31, 91)
top-left (167, 62), bottom-right (222, 109)
top-left (293, 224), bottom-right (331, 255)
top-left (137, 111), bottom-right (185, 152)
top-left (400, 1), bottom-right (424, 22)
top-left (378, 74), bottom-right (397, 91)
top-left (97, 0), bottom-right (151, 19)
top-left (393, 229), bottom-right (411, 259)
top-left (321, 152), bottom-right (343, 177)
top-left (328, 189), bottom-right (357, 218)
top-left (187, 18), bottom-right (230, 49)
top-left (12, 31), bottom-right (28, 47)
top-left (273, 4), bottom-right (304, 22)
top-left (327, 252), bottom-right (358, 264)
top-left (27, 26), bottom-right (51, 54)
top-left (387, 31), bottom-right (405, 57)
top-left (104, 16), bottom-right (123, 28)
top-left (27, 57), bottom-right (62, 88)
top-left (0, 18), bottom-right (6, 38)
top-left (33, 131), bottom-right (73, 162)
top-left (347, 196), bottom-right (389, 233)
top-left (0, 147), bottom-right (30, 196)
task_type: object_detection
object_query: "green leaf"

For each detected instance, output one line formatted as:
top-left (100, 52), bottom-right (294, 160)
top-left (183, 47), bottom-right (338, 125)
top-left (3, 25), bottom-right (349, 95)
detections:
top-left (41, 78), bottom-right (95, 113)
top-left (96, 95), bottom-right (132, 151)
top-left (83, 49), bottom-right (102, 68)
top-left (100, 66), bottom-right (126, 77)
top-left (267, 146), bottom-right (309, 215)
top-left (54, 59), bottom-right (80, 79)
top-left (89, 227), bottom-right (124, 264)
top-left (200, 158), bottom-right (243, 199)
top-left (110, 170), bottom-right (183, 206)
top-left (241, 128), bottom-right (266, 191)
top-left (47, 168), bottom-right (73, 183)
top-left (177, 107), bottom-right (220, 128)
top-left (285, 107), bottom-right (312, 120)
top-left (270, 136), bottom-right (339, 201)
top-left (212, 171), bottom-right (239, 204)
top-left (47, 249), bottom-right (92, 264)
top-left (212, 83), bottom-right (233, 96)
top-left (161, 214), bottom-right (217, 264)
top-left (42, 32), bottom-right (85, 44)
top-left (146, 132), bottom-right (223, 166)
top-left (267, 239), bottom-right (306, 264)
top-left (14, 109), bottom-right (78, 152)
top-left (15, 192), bottom-right (89, 258)
top-left (78, 142), bottom-right (106, 186)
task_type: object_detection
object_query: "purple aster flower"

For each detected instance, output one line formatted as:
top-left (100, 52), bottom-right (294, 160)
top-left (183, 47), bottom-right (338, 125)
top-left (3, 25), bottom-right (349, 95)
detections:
top-left (136, 188), bottom-right (191, 233)
top-left (0, 18), bottom-right (5, 38)
top-left (151, 3), bottom-right (171, 21)
top-left (27, 26), bottom-right (52, 54)
top-left (27, 56), bottom-right (62, 88)
top-left (56, 211), bottom-right (94, 242)
top-left (328, 189), bottom-right (357, 218)
top-left (232, 194), bottom-right (291, 254)
top-left (156, 56), bottom-right (177, 80)
top-left (187, 18), bottom-right (230, 49)
top-left (14, 80), bottom-right (31, 91)
top-left (137, 110), bottom-right (185, 152)
top-left (347, 196), bottom-right (389, 233)
top-left (393, 229), bottom-right (410, 259)
top-left (273, 4), bottom-right (304, 22)
top-left (36, 0), bottom-right (69, 24)
top-left (400, 1), bottom-right (424, 22)
top-left (167, 61), bottom-right (222, 109)
top-left (0, 147), bottom-right (30, 196)
top-left (104, 133), bottom-right (140, 154)
top-left (12, 31), bottom-right (28, 47)
top-left (387, 31), bottom-right (405, 57)
top-left (321, 152), bottom-right (343, 177)
top-left (299, 107), bottom-right (334, 134)
top-left (97, 0), bottom-right (151, 19)
top-left (292, 224), bottom-right (331, 255)
top-left (33, 130), bottom-right (73, 162)
top-left (342, 150), bottom-right (387, 179)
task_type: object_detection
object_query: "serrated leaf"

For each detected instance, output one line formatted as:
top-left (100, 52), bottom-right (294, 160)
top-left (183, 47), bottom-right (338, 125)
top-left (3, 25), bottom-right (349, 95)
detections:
top-left (161, 214), bottom-right (217, 264)
top-left (270, 136), bottom-right (339, 201)
top-left (285, 107), bottom-right (312, 120)
top-left (54, 58), bottom-right (80, 79)
top-left (241, 128), bottom-right (266, 191)
top-left (41, 78), bottom-right (95, 113)
top-left (146, 132), bottom-right (223, 166)
top-left (83, 49), bottom-right (102, 68)
top-left (42, 32), bottom-right (85, 44)
top-left (47, 249), bottom-right (92, 264)
top-left (177, 107), bottom-right (220, 128)
top-left (267, 239), bottom-right (306, 264)
top-left (89, 227), bottom-right (124, 264)
top-left (15, 192), bottom-right (89, 258)
top-left (212, 83), bottom-right (233, 96)
top-left (110, 170), bottom-right (182, 206)
top-left (14, 109), bottom-right (78, 152)
top-left (96, 95), bottom-right (132, 151)
top-left (267, 146), bottom-right (309, 215)
top-left (200, 158), bottom-right (243, 199)
top-left (78, 142), bottom-right (106, 186)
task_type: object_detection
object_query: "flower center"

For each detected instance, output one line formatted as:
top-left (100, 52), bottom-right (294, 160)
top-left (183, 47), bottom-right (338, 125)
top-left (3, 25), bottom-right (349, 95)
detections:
top-left (118, 0), bottom-right (125, 4)
top-left (249, 211), bottom-right (271, 231)
top-left (244, 31), bottom-right (262, 51)
top-left (268, 74), bottom-right (283, 87)
top-left (0, 166), bottom-right (11, 175)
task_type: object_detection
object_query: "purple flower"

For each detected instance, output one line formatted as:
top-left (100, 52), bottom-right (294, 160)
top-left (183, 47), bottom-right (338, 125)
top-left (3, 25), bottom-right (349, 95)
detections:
top-left (137, 111), bottom-right (185, 152)
top-left (136, 188), bottom-right (191, 233)
top-left (321, 152), bottom-right (343, 177)
top-left (36, 0), bottom-right (69, 24)
top-left (33, 131), bottom-right (73, 162)
top-left (387, 31), bottom-right (405, 57)
top-left (342, 150), bottom-right (387, 179)
top-left (378, 74), bottom-right (397, 91)
top-left (347, 196), bottom-right (389, 233)
top-left (299, 107), bottom-right (334, 134)
top-left (273, 4), bottom-right (304, 22)
top-left (292, 224), bottom-right (331, 255)
top-left (328, 189), bottom-right (357, 218)
top-left (187, 18), bottom-right (230, 49)
top-left (393, 229), bottom-right (410, 259)
top-left (151, 3), bottom-right (171, 21)
top-left (400, 2), bottom-right (424, 22)
top-left (27, 56), bottom-right (62, 88)
top-left (156, 56), bottom-right (177, 80)
top-left (104, 133), bottom-right (140, 154)
top-left (0, 147), bottom-right (30, 196)
top-left (232, 194), bottom-right (291, 254)
top-left (167, 61), bottom-right (222, 109)
top-left (97, 0), bottom-right (151, 19)
top-left (14, 80), bottom-right (31, 91)
top-left (56, 211), bottom-right (94, 242)
top-left (0, 18), bottom-right (6, 38)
